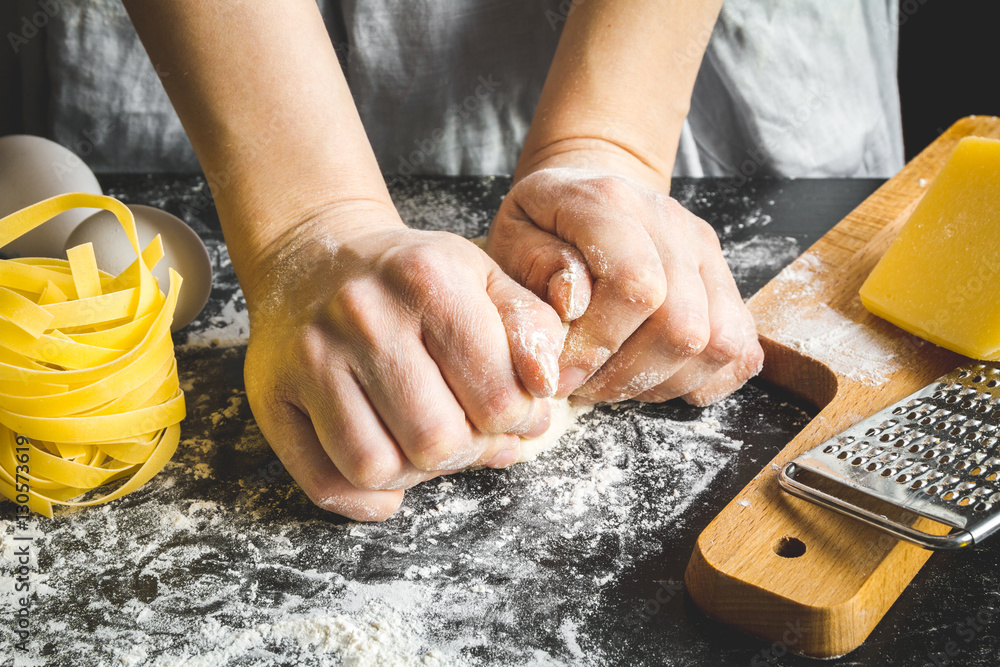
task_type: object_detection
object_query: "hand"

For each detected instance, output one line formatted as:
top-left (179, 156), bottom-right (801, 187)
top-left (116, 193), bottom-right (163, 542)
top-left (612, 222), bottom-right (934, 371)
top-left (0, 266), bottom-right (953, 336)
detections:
top-left (485, 167), bottom-right (763, 406)
top-left (242, 202), bottom-right (564, 521)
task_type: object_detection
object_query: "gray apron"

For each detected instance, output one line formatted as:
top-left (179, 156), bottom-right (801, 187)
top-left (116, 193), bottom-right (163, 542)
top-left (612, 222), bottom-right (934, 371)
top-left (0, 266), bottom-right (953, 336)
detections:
top-left (1, 0), bottom-right (903, 178)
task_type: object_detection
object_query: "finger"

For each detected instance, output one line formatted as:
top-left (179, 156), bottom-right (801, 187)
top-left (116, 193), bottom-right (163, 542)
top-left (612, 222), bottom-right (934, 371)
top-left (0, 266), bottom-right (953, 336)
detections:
top-left (512, 173), bottom-right (669, 396)
top-left (485, 216), bottom-right (592, 320)
top-left (418, 265), bottom-right (551, 429)
top-left (486, 263), bottom-right (567, 399)
top-left (253, 397), bottom-right (405, 522)
top-left (325, 268), bottom-right (525, 470)
top-left (638, 229), bottom-right (761, 403)
top-left (301, 366), bottom-right (447, 491)
top-left (680, 339), bottom-right (764, 407)
top-left (575, 239), bottom-right (712, 402)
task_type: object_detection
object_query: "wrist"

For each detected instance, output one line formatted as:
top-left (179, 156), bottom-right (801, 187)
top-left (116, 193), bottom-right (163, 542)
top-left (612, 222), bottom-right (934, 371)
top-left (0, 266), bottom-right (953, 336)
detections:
top-left (229, 196), bottom-right (405, 312)
top-left (514, 137), bottom-right (674, 194)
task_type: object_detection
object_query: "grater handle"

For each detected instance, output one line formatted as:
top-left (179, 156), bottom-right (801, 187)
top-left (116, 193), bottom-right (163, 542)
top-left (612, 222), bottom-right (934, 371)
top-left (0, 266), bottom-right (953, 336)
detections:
top-left (778, 463), bottom-right (975, 550)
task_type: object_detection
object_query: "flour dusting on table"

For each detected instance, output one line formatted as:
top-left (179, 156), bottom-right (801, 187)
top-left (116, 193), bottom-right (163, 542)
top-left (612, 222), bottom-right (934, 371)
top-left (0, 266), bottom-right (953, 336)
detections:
top-left (2, 346), bottom-right (769, 665)
top-left (0, 175), bottom-right (818, 666)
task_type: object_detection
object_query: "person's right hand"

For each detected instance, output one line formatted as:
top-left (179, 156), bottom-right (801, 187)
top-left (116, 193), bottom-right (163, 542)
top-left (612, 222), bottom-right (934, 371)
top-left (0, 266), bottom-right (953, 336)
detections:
top-left (241, 201), bottom-right (564, 521)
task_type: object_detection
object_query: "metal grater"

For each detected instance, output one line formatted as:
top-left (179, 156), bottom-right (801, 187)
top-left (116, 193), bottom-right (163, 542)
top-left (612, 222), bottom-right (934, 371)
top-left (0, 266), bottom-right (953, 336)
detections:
top-left (778, 362), bottom-right (1000, 550)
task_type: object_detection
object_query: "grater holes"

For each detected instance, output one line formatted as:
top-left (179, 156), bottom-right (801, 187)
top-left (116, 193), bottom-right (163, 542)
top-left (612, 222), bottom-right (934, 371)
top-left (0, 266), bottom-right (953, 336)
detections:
top-left (881, 468), bottom-right (894, 478)
top-left (988, 379), bottom-right (1000, 388)
top-left (851, 457), bottom-right (865, 466)
top-left (946, 395), bottom-right (960, 404)
top-left (879, 433), bottom-right (893, 443)
top-left (927, 485), bottom-right (940, 495)
top-left (971, 467), bottom-right (985, 476)
top-left (896, 473), bottom-right (911, 484)
top-left (837, 451), bottom-right (849, 460)
top-left (823, 445), bottom-right (838, 454)
top-left (866, 462), bottom-right (880, 472)
top-left (959, 497), bottom-right (972, 507)
top-left (893, 406), bottom-right (906, 415)
top-left (910, 480), bottom-right (925, 490)
top-left (958, 370), bottom-right (971, 379)
top-left (974, 502), bottom-right (992, 512)
top-left (974, 375), bottom-right (987, 384)
top-left (943, 491), bottom-right (957, 501)
top-left (939, 455), bottom-right (952, 465)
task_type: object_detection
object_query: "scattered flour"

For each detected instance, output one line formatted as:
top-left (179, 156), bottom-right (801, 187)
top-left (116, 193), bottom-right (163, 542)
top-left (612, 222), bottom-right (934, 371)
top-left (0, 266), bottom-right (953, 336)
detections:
top-left (772, 302), bottom-right (899, 386)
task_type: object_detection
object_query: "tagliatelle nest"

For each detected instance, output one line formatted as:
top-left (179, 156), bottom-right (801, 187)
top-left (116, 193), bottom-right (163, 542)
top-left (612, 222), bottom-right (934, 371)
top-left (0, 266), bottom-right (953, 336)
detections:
top-left (0, 193), bottom-right (185, 517)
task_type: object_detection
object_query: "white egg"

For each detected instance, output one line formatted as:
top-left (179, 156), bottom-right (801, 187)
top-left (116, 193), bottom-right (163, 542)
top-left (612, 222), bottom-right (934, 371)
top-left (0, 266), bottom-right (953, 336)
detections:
top-left (65, 205), bottom-right (213, 332)
top-left (0, 134), bottom-right (103, 258)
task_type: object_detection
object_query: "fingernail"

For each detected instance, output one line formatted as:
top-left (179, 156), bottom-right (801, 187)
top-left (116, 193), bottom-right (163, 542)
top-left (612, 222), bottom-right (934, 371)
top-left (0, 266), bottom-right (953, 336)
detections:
top-left (534, 340), bottom-right (560, 398)
top-left (487, 448), bottom-right (520, 469)
top-left (559, 366), bottom-right (590, 395)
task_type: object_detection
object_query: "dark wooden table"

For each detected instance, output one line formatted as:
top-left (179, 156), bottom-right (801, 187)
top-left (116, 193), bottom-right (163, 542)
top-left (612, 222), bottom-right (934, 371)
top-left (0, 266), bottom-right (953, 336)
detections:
top-left (5, 175), bottom-right (998, 666)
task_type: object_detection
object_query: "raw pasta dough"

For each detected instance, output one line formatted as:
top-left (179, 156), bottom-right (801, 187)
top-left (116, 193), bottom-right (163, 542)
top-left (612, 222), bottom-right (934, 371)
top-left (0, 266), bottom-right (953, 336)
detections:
top-left (517, 399), bottom-right (593, 461)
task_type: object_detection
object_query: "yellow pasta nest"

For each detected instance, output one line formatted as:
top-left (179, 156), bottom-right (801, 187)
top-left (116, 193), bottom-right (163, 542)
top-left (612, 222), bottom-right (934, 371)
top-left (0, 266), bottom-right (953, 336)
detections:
top-left (0, 193), bottom-right (186, 517)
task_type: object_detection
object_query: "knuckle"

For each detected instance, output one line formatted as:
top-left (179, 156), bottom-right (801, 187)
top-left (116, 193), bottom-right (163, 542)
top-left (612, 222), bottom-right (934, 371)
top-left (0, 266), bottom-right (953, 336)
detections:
top-left (736, 339), bottom-right (765, 380)
top-left (660, 312), bottom-right (711, 358)
top-left (611, 268), bottom-right (668, 313)
top-left (703, 329), bottom-right (745, 365)
top-left (693, 218), bottom-right (722, 249)
top-left (407, 423), bottom-right (473, 471)
top-left (382, 242), bottom-right (449, 299)
top-left (475, 386), bottom-right (530, 434)
top-left (329, 280), bottom-right (384, 347)
top-left (580, 175), bottom-right (634, 204)
top-left (345, 451), bottom-right (396, 491)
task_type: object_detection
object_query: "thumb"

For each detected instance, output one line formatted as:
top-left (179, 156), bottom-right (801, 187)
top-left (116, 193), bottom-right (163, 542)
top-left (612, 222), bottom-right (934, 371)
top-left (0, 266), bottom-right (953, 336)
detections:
top-left (484, 218), bottom-right (593, 321)
top-left (485, 263), bottom-right (566, 398)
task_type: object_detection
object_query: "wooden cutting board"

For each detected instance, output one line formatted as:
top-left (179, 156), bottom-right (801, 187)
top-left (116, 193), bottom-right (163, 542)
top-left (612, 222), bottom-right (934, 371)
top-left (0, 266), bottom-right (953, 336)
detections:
top-left (684, 116), bottom-right (1000, 658)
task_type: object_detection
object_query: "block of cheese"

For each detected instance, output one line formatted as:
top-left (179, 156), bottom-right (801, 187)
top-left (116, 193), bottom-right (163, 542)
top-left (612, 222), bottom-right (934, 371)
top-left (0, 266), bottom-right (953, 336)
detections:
top-left (860, 136), bottom-right (1000, 360)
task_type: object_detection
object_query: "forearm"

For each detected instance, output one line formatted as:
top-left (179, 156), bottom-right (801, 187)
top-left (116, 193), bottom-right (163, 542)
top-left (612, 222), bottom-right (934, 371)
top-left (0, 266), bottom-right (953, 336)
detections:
top-left (122, 0), bottom-right (397, 299)
top-left (517, 0), bottom-right (722, 191)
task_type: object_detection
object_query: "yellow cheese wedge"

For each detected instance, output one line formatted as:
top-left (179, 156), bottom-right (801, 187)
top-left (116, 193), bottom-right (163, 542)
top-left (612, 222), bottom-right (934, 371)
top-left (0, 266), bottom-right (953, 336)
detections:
top-left (860, 136), bottom-right (1000, 360)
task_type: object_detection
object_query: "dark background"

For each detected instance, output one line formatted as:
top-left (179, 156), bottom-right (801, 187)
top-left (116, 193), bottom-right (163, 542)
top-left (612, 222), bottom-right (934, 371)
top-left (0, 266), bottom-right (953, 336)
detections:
top-left (897, 1), bottom-right (1000, 159)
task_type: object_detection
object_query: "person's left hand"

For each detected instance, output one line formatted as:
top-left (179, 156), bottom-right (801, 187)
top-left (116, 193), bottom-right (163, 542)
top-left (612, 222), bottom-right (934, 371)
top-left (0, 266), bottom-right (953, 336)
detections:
top-left (485, 167), bottom-right (763, 407)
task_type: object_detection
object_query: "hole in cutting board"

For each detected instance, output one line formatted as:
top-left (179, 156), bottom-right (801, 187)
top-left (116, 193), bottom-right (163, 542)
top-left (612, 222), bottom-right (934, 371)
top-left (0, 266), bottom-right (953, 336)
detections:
top-left (774, 536), bottom-right (807, 558)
